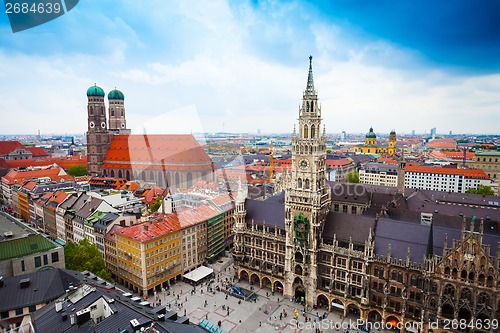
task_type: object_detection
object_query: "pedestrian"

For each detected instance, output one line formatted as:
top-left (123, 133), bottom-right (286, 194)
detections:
top-left (206, 314), bottom-right (208, 320)
top-left (259, 321), bottom-right (261, 327)
top-left (280, 313), bottom-right (282, 320)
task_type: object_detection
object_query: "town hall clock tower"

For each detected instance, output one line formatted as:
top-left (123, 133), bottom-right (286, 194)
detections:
top-left (284, 56), bottom-right (331, 306)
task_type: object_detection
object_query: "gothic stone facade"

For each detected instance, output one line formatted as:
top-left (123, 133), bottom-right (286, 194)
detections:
top-left (232, 58), bottom-right (499, 333)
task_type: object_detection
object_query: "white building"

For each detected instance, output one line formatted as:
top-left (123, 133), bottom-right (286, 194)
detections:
top-left (404, 164), bottom-right (490, 193)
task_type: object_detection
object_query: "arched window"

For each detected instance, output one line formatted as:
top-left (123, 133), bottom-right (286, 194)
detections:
top-left (126, 170), bottom-right (130, 181)
top-left (303, 125), bottom-right (309, 139)
top-left (311, 101), bottom-right (314, 111)
top-left (444, 267), bottom-right (450, 275)
top-left (468, 272), bottom-right (474, 282)
top-left (175, 172), bottom-right (180, 187)
top-left (374, 266), bottom-right (379, 277)
top-left (121, 109), bottom-right (124, 117)
top-left (141, 171), bottom-right (146, 181)
top-left (158, 171), bottom-right (163, 187)
top-left (118, 170), bottom-right (123, 178)
top-left (111, 109), bottom-right (115, 116)
top-left (305, 179), bottom-right (310, 189)
top-left (110, 170), bottom-right (115, 178)
top-left (460, 288), bottom-right (472, 301)
top-left (398, 271), bottom-right (403, 283)
top-left (89, 106), bottom-right (93, 115)
top-left (103, 169), bottom-right (107, 177)
top-left (311, 124), bottom-right (315, 139)
top-left (430, 298), bottom-right (436, 309)
top-left (298, 178), bottom-right (302, 188)
top-left (461, 270), bottom-right (467, 280)
top-left (187, 172), bottom-right (193, 188)
top-left (306, 101), bottom-right (309, 112)
top-left (101, 106), bottom-right (104, 115)
top-left (443, 284), bottom-right (455, 297)
top-left (149, 171), bottom-right (154, 181)
top-left (166, 172), bottom-right (171, 186)
top-left (411, 275), bottom-right (416, 286)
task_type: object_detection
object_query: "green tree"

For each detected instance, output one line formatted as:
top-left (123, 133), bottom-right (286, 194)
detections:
top-left (149, 196), bottom-right (163, 213)
top-left (346, 170), bottom-right (360, 183)
top-left (67, 164), bottom-right (88, 177)
top-left (65, 239), bottom-right (112, 281)
top-left (465, 184), bottom-right (494, 196)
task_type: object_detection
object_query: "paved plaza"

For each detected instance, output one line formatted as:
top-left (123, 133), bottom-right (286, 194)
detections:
top-left (118, 255), bottom-right (401, 333)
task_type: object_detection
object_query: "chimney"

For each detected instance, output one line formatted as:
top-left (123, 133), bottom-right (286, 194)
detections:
top-left (143, 224), bottom-right (149, 232)
top-left (19, 278), bottom-right (30, 289)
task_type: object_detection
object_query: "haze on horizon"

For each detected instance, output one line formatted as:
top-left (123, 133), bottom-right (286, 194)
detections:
top-left (1, 0), bottom-right (499, 136)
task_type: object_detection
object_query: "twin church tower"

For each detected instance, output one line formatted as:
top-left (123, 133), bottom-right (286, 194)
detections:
top-left (86, 85), bottom-right (130, 176)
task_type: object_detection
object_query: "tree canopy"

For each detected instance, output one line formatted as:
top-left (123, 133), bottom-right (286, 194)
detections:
top-left (149, 196), bottom-right (163, 213)
top-left (64, 239), bottom-right (112, 281)
top-left (67, 164), bottom-right (88, 177)
top-left (465, 184), bottom-right (494, 196)
top-left (346, 170), bottom-right (360, 183)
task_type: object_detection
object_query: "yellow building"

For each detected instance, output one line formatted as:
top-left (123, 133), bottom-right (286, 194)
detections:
top-left (356, 127), bottom-right (396, 155)
top-left (115, 214), bottom-right (182, 297)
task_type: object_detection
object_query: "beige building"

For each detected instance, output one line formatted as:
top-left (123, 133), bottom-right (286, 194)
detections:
top-left (115, 215), bottom-right (182, 297)
top-left (470, 151), bottom-right (500, 181)
top-left (359, 162), bottom-right (399, 187)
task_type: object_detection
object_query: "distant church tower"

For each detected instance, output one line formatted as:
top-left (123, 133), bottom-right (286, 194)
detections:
top-left (284, 56), bottom-right (331, 306)
top-left (388, 129), bottom-right (397, 155)
top-left (108, 88), bottom-right (129, 134)
top-left (86, 84), bottom-right (109, 176)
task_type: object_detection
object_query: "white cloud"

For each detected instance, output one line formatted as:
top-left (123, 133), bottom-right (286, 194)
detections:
top-left (0, 0), bottom-right (499, 136)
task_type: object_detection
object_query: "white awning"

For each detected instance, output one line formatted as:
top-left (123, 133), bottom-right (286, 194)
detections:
top-left (331, 302), bottom-right (344, 310)
top-left (182, 266), bottom-right (214, 283)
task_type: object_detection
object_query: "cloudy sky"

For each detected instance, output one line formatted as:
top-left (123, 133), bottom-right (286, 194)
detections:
top-left (1, 0), bottom-right (499, 136)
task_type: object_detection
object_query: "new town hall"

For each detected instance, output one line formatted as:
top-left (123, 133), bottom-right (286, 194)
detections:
top-left (233, 57), bottom-right (499, 332)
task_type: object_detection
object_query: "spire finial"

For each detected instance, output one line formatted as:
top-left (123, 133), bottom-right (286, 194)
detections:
top-left (305, 55), bottom-right (316, 96)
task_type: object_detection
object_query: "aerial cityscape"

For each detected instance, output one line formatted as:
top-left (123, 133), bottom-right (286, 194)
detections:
top-left (0, 1), bottom-right (499, 333)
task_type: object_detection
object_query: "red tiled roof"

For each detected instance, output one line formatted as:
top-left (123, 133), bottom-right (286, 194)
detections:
top-left (145, 186), bottom-right (163, 204)
top-left (116, 214), bottom-right (181, 242)
top-left (1, 167), bottom-right (72, 185)
top-left (26, 147), bottom-right (49, 157)
top-left (21, 181), bottom-right (37, 191)
top-left (326, 158), bottom-right (353, 168)
top-left (102, 134), bottom-right (213, 171)
top-left (0, 156), bottom-right (88, 170)
top-left (105, 224), bottom-right (124, 242)
top-left (405, 163), bottom-right (489, 179)
top-left (176, 203), bottom-right (222, 228)
top-left (0, 141), bottom-right (25, 155)
top-left (376, 157), bottom-right (398, 165)
top-left (426, 139), bottom-right (457, 149)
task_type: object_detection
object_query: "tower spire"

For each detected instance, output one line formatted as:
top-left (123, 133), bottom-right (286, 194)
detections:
top-left (305, 55), bottom-right (316, 96)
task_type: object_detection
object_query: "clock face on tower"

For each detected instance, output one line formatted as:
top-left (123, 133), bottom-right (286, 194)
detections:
top-left (299, 159), bottom-right (309, 169)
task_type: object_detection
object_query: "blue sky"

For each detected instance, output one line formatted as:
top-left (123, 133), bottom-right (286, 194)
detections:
top-left (0, 0), bottom-right (499, 135)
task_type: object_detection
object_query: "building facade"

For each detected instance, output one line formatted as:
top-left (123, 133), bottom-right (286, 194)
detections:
top-left (115, 216), bottom-right (183, 297)
top-left (404, 164), bottom-right (490, 193)
top-left (359, 162), bottom-right (399, 187)
top-left (232, 57), bottom-right (499, 332)
top-left (470, 151), bottom-right (500, 181)
top-left (356, 129), bottom-right (397, 155)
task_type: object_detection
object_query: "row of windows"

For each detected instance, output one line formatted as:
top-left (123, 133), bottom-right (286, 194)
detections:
top-left (32, 252), bottom-right (59, 269)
